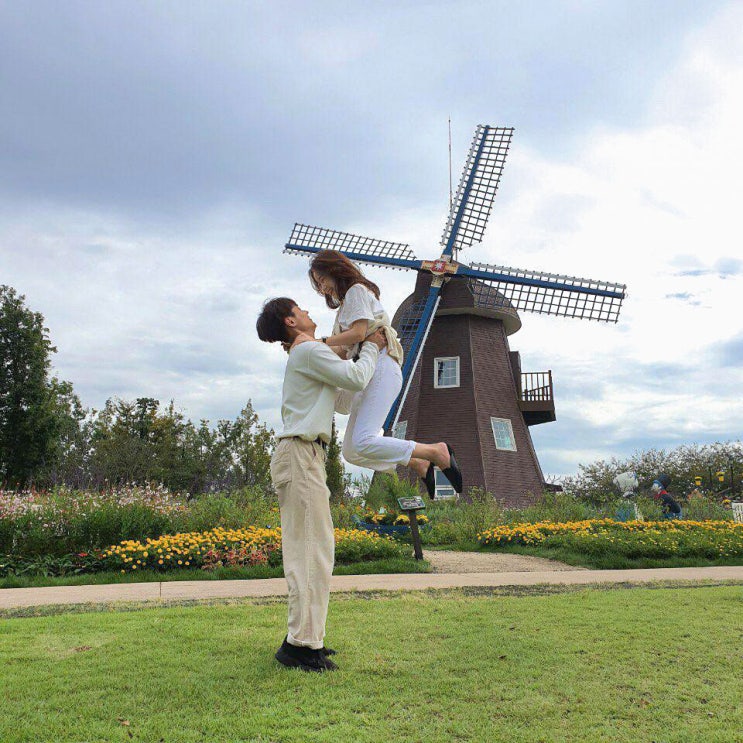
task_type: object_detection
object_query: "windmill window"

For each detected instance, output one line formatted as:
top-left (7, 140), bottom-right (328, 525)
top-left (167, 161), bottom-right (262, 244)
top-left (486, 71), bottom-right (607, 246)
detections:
top-left (434, 357), bottom-right (460, 388)
top-left (490, 417), bottom-right (517, 451)
top-left (393, 420), bottom-right (408, 440)
top-left (434, 468), bottom-right (457, 499)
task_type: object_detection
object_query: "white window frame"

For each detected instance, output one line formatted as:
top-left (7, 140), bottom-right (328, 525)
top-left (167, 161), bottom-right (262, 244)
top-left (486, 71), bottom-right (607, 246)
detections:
top-left (434, 356), bottom-right (460, 389)
top-left (393, 420), bottom-right (408, 440)
top-left (434, 467), bottom-right (457, 500)
top-left (490, 417), bottom-right (517, 452)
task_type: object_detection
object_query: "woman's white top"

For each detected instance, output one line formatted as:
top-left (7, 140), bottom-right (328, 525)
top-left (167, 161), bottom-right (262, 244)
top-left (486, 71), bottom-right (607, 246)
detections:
top-left (333, 284), bottom-right (404, 364)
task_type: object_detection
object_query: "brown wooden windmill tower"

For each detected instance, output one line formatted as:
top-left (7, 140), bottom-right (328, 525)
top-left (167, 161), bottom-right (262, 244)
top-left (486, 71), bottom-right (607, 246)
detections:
top-left (284, 126), bottom-right (626, 506)
top-left (391, 271), bottom-right (556, 506)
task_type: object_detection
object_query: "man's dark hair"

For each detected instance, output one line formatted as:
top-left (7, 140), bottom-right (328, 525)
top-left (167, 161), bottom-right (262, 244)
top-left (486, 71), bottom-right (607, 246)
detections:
top-left (256, 297), bottom-right (297, 343)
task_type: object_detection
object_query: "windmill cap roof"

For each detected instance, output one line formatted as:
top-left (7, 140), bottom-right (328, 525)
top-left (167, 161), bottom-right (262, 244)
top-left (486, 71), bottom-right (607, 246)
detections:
top-left (392, 271), bottom-right (522, 335)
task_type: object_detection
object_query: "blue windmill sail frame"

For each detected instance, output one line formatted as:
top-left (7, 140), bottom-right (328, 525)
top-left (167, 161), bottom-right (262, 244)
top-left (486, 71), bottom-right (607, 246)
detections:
top-left (282, 124), bottom-right (627, 442)
top-left (384, 284), bottom-right (442, 433)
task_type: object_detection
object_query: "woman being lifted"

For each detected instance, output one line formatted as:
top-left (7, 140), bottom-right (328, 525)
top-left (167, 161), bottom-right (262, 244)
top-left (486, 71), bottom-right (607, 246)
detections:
top-left (309, 249), bottom-right (462, 498)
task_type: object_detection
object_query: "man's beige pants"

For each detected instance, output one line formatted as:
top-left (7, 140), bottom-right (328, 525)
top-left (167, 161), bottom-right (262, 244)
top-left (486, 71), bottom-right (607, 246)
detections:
top-left (270, 437), bottom-right (334, 650)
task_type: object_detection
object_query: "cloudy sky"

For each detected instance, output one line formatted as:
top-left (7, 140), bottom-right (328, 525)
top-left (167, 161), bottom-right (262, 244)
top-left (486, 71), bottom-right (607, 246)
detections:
top-left (1, 0), bottom-right (741, 478)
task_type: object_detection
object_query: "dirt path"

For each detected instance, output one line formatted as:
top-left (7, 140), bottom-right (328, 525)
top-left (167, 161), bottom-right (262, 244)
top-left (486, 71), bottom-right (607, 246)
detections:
top-left (422, 549), bottom-right (586, 573)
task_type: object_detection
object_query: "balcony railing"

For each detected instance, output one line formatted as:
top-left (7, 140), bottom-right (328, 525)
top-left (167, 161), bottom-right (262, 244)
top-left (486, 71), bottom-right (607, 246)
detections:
top-left (518, 371), bottom-right (555, 425)
top-left (520, 371), bottom-right (553, 402)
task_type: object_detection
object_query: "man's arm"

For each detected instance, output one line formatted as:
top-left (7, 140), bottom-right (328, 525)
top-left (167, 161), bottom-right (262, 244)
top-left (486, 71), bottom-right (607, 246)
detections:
top-left (304, 341), bottom-right (380, 392)
top-left (334, 388), bottom-right (355, 415)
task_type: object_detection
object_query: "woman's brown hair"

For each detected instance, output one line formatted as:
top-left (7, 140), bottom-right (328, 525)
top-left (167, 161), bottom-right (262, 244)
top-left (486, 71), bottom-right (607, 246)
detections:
top-left (309, 250), bottom-right (381, 310)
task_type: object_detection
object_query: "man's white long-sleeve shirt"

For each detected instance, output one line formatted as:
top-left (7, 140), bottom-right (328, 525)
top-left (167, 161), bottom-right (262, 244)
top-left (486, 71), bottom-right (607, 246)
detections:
top-left (276, 340), bottom-right (379, 444)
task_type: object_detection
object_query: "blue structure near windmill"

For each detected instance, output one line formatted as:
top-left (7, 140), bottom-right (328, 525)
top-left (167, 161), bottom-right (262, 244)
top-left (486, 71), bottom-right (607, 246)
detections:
top-left (285, 126), bottom-right (626, 504)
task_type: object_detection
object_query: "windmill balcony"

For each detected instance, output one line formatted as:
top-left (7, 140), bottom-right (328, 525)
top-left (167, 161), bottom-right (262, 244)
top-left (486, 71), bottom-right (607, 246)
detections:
top-left (518, 371), bottom-right (556, 426)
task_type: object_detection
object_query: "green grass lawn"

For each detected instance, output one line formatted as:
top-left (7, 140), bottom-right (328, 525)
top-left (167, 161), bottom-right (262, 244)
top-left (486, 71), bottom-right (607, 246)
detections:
top-left (1, 584), bottom-right (741, 742)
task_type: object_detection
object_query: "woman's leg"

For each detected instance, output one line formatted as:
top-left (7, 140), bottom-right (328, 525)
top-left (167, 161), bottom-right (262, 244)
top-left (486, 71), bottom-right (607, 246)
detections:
top-left (342, 352), bottom-right (415, 472)
top-left (342, 352), bottom-right (456, 476)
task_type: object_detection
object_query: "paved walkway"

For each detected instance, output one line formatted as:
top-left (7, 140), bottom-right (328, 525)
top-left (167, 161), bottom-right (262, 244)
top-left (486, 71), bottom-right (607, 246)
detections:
top-left (2, 565), bottom-right (741, 610)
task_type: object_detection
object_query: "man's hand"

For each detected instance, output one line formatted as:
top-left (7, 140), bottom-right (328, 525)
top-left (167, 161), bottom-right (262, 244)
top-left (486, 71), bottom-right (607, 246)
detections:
top-left (367, 329), bottom-right (387, 350)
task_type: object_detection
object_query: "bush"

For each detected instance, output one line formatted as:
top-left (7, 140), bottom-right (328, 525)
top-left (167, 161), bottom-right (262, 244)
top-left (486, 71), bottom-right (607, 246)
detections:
top-left (363, 474), bottom-right (420, 514)
top-left (333, 528), bottom-right (408, 563)
top-left (0, 526), bottom-right (407, 578)
top-left (417, 488), bottom-right (505, 547)
top-left (179, 490), bottom-right (279, 532)
top-left (682, 494), bottom-right (734, 521)
top-left (478, 519), bottom-right (743, 560)
top-left (507, 491), bottom-right (598, 524)
top-left (561, 440), bottom-right (743, 504)
top-left (0, 485), bottom-right (186, 558)
top-left (330, 499), bottom-right (364, 530)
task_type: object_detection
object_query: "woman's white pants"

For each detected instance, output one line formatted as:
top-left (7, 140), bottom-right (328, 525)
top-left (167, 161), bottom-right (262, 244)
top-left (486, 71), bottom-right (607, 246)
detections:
top-left (342, 350), bottom-right (416, 473)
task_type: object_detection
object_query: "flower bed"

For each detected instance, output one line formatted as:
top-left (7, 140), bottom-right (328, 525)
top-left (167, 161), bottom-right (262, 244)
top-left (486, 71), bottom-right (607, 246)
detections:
top-left (0, 485), bottom-right (189, 557)
top-left (104, 526), bottom-right (406, 572)
top-left (361, 509), bottom-right (429, 526)
top-left (0, 526), bottom-right (408, 577)
top-left (354, 510), bottom-right (429, 538)
top-left (478, 519), bottom-right (743, 559)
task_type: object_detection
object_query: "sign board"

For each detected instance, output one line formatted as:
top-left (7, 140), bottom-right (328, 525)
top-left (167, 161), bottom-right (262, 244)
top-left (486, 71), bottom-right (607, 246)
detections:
top-left (397, 496), bottom-right (426, 512)
top-left (421, 258), bottom-right (458, 277)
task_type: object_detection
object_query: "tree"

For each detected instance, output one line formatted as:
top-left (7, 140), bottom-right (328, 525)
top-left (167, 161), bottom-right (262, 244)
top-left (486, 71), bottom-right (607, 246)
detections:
top-left (561, 440), bottom-right (743, 504)
top-left (46, 378), bottom-right (90, 487)
top-left (222, 401), bottom-right (275, 493)
top-left (0, 285), bottom-right (78, 486)
top-left (325, 417), bottom-right (347, 502)
top-left (85, 397), bottom-right (275, 494)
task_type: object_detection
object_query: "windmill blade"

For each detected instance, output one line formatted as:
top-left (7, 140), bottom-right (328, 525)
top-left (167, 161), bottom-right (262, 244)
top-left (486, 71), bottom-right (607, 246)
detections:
top-left (463, 261), bottom-right (626, 323)
top-left (383, 285), bottom-right (443, 433)
top-left (440, 126), bottom-right (513, 258)
top-left (284, 223), bottom-right (419, 270)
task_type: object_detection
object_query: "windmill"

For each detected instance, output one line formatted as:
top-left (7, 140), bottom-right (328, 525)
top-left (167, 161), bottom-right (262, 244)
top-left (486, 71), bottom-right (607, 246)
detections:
top-left (284, 125), bottom-right (626, 504)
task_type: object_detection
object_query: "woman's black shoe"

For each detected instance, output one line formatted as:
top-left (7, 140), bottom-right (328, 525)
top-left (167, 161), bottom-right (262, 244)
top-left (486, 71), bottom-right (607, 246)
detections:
top-left (421, 462), bottom-right (436, 499)
top-left (442, 444), bottom-right (463, 493)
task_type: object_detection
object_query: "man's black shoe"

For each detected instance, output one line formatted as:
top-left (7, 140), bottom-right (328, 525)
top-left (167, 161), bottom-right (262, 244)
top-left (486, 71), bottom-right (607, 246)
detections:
top-left (280, 635), bottom-right (336, 657)
top-left (275, 638), bottom-right (337, 672)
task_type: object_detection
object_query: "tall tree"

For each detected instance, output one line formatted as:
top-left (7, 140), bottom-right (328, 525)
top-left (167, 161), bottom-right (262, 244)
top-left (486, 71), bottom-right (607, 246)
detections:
top-left (225, 401), bottom-right (275, 493)
top-left (0, 285), bottom-right (73, 486)
top-left (325, 417), bottom-right (346, 502)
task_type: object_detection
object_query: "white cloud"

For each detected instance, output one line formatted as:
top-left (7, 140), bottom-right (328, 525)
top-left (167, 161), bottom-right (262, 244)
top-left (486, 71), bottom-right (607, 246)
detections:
top-left (1, 3), bottom-right (741, 482)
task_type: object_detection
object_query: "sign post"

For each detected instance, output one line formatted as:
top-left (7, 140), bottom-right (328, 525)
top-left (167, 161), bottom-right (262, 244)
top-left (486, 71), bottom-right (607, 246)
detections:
top-left (397, 496), bottom-right (426, 561)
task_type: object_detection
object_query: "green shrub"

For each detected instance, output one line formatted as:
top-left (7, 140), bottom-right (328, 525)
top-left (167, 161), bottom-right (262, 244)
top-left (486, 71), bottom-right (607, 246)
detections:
top-left (363, 474), bottom-right (419, 514)
top-left (561, 440), bottom-right (743, 504)
top-left (507, 491), bottom-right (597, 524)
top-left (683, 496), bottom-right (733, 521)
top-left (330, 499), bottom-right (364, 529)
top-left (418, 487), bottom-right (505, 547)
top-left (334, 529), bottom-right (408, 563)
top-left (479, 519), bottom-right (743, 560)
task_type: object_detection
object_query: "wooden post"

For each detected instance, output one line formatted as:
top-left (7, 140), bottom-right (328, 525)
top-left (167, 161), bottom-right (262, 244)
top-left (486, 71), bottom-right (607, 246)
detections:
top-left (406, 510), bottom-right (424, 561)
top-left (397, 496), bottom-right (426, 561)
